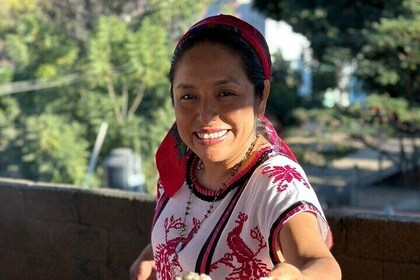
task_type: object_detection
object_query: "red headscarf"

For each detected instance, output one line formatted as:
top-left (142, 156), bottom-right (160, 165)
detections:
top-left (176, 14), bottom-right (272, 80)
top-left (156, 15), bottom-right (296, 197)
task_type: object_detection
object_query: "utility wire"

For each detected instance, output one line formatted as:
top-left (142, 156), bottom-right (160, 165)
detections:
top-left (0, 74), bottom-right (81, 96)
top-left (0, 60), bottom-right (142, 97)
top-left (0, 47), bottom-right (157, 98)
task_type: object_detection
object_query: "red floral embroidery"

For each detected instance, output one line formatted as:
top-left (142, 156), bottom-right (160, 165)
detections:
top-left (262, 165), bottom-right (310, 192)
top-left (155, 215), bottom-right (202, 280)
top-left (154, 216), bottom-right (183, 279)
top-left (210, 212), bottom-right (270, 279)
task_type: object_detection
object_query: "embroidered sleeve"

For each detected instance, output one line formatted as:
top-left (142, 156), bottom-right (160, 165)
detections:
top-left (251, 156), bottom-right (332, 258)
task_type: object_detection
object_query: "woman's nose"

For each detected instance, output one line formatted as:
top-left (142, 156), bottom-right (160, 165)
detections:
top-left (197, 99), bottom-right (218, 124)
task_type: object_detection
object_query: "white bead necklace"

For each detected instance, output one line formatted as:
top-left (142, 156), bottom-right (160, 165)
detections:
top-left (175, 135), bottom-right (259, 253)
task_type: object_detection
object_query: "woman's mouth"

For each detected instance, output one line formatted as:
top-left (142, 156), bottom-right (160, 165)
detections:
top-left (196, 130), bottom-right (228, 139)
top-left (194, 130), bottom-right (229, 145)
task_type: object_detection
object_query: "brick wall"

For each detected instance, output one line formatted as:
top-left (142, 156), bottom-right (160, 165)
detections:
top-left (1, 178), bottom-right (419, 280)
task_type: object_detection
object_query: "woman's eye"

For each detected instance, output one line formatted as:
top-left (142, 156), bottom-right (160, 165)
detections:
top-left (219, 91), bottom-right (235, 97)
top-left (180, 94), bottom-right (194, 100)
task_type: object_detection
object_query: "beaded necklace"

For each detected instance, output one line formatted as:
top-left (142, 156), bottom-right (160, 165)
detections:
top-left (175, 135), bottom-right (259, 253)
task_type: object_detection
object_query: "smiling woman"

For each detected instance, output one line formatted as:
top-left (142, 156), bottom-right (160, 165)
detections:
top-left (130, 14), bottom-right (341, 280)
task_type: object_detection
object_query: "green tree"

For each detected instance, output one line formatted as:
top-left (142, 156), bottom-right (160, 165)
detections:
top-left (356, 13), bottom-right (420, 102)
top-left (0, 97), bottom-right (20, 176)
top-left (253, 0), bottom-right (419, 103)
top-left (267, 52), bottom-right (301, 127)
top-left (293, 94), bottom-right (419, 171)
top-left (0, 0), bottom-right (210, 191)
top-left (3, 114), bottom-right (89, 184)
top-left (83, 15), bottom-right (174, 191)
top-left (2, 7), bottom-right (80, 115)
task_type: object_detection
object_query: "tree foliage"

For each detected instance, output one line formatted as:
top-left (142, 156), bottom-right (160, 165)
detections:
top-left (253, 0), bottom-right (419, 103)
top-left (357, 13), bottom-right (419, 101)
top-left (292, 94), bottom-right (419, 171)
top-left (20, 114), bottom-right (89, 184)
top-left (266, 52), bottom-right (301, 127)
top-left (0, 0), bottom-right (209, 192)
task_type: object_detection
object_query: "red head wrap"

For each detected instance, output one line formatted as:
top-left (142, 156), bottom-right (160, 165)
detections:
top-left (175, 14), bottom-right (272, 80)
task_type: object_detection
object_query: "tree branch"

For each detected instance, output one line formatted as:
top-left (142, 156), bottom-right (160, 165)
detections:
top-left (350, 134), bottom-right (400, 167)
top-left (127, 85), bottom-right (145, 117)
top-left (106, 77), bottom-right (124, 124)
top-left (121, 83), bottom-right (128, 119)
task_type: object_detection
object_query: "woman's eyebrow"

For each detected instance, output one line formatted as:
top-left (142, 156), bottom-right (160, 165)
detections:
top-left (175, 77), bottom-right (241, 90)
top-left (174, 82), bottom-right (194, 90)
top-left (215, 77), bottom-right (241, 86)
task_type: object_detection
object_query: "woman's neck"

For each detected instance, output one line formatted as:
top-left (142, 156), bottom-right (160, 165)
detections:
top-left (194, 136), bottom-right (269, 191)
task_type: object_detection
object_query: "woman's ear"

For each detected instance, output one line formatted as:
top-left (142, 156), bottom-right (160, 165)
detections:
top-left (256, 79), bottom-right (270, 116)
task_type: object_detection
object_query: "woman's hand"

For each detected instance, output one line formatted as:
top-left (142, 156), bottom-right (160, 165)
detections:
top-left (130, 244), bottom-right (156, 280)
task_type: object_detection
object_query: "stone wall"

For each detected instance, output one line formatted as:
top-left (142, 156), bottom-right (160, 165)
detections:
top-left (1, 178), bottom-right (419, 279)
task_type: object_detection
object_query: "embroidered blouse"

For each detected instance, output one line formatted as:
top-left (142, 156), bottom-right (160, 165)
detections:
top-left (151, 147), bottom-right (332, 280)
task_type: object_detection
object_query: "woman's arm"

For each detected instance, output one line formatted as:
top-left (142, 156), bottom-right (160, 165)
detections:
top-left (130, 243), bottom-right (156, 280)
top-left (269, 212), bottom-right (341, 280)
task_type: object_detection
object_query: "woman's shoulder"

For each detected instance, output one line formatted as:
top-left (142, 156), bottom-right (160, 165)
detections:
top-left (256, 146), bottom-right (302, 170)
top-left (250, 147), bottom-right (311, 192)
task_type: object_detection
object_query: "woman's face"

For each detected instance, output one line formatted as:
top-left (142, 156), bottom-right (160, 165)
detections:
top-left (172, 41), bottom-right (268, 166)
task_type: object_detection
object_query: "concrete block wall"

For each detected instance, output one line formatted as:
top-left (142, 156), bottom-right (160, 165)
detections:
top-left (1, 178), bottom-right (419, 279)
top-left (0, 178), bottom-right (155, 280)
top-left (328, 210), bottom-right (420, 279)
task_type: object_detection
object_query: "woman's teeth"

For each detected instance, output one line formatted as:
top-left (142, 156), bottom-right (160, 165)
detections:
top-left (197, 130), bottom-right (227, 139)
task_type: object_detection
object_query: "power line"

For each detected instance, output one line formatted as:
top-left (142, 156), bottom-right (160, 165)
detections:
top-left (0, 56), bottom-right (150, 97)
top-left (0, 61), bottom-right (141, 97)
top-left (0, 74), bottom-right (81, 96)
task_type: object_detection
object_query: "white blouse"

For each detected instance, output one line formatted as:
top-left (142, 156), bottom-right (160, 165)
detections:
top-left (151, 147), bottom-right (332, 280)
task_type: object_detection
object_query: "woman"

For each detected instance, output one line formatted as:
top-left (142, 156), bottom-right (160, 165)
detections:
top-left (130, 14), bottom-right (341, 280)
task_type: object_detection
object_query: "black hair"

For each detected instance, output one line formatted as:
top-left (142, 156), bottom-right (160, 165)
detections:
top-left (169, 27), bottom-right (270, 103)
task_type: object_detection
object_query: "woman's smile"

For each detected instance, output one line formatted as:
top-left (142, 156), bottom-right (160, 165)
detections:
top-left (195, 130), bottom-right (228, 140)
top-left (194, 129), bottom-right (229, 145)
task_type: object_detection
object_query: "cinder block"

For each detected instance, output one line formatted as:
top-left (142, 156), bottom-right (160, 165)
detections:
top-left (381, 219), bottom-right (420, 263)
top-left (326, 214), bottom-right (346, 256)
top-left (48, 224), bottom-right (81, 258)
top-left (22, 187), bottom-right (78, 223)
top-left (105, 262), bottom-right (131, 280)
top-left (0, 248), bottom-right (21, 279)
top-left (383, 262), bottom-right (420, 280)
top-left (77, 260), bottom-right (108, 280)
top-left (77, 260), bottom-right (128, 280)
top-left (108, 229), bottom-right (149, 266)
top-left (337, 256), bottom-right (384, 280)
top-left (0, 219), bottom-right (25, 251)
top-left (48, 224), bottom-right (108, 262)
top-left (0, 185), bottom-right (23, 220)
top-left (134, 198), bottom-right (155, 236)
top-left (20, 220), bottom-right (53, 255)
top-left (22, 253), bottom-right (78, 280)
top-left (346, 215), bottom-right (420, 264)
top-left (78, 226), bottom-right (108, 262)
top-left (346, 217), bottom-right (385, 260)
top-left (76, 192), bottom-right (138, 230)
